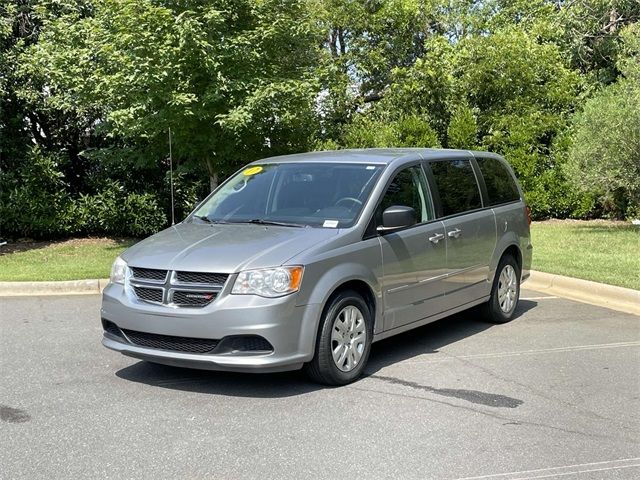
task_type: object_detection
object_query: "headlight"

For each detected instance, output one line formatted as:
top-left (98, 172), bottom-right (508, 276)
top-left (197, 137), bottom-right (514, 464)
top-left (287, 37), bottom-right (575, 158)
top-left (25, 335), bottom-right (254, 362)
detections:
top-left (110, 256), bottom-right (128, 284)
top-left (232, 266), bottom-right (304, 297)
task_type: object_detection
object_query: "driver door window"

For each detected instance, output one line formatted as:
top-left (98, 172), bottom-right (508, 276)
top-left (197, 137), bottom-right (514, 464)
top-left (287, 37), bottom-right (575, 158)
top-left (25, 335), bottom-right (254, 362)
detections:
top-left (377, 165), bottom-right (434, 226)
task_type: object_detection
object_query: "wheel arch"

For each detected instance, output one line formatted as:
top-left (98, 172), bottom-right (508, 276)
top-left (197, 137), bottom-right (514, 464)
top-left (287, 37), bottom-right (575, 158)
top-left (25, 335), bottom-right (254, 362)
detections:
top-left (324, 279), bottom-right (377, 324)
top-left (502, 244), bottom-right (522, 272)
top-left (303, 266), bottom-right (382, 359)
top-left (490, 235), bottom-right (523, 284)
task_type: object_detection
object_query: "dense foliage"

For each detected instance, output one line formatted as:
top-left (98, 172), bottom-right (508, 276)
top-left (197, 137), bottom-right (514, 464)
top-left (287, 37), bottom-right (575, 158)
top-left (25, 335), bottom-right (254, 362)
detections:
top-left (1, 0), bottom-right (639, 238)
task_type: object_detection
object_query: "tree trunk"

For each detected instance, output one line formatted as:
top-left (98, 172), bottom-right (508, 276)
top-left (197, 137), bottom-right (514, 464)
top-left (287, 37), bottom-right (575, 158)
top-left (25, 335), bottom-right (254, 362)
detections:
top-left (209, 172), bottom-right (218, 192)
top-left (205, 158), bottom-right (219, 191)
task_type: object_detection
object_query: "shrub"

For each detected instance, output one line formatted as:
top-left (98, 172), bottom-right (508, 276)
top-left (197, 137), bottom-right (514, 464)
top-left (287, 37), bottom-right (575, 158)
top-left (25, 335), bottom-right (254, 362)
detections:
top-left (0, 148), bottom-right (77, 238)
top-left (0, 149), bottom-right (168, 239)
top-left (566, 25), bottom-right (640, 219)
top-left (566, 78), bottom-right (640, 219)
top-left (75, 181), bottom-right (123, 235)
top-left (121, 193), bottom-right (167, 237)
top-left (163, 170), bottom-right (207, 223)
top-left (75, 181), bottom-right (167, 237)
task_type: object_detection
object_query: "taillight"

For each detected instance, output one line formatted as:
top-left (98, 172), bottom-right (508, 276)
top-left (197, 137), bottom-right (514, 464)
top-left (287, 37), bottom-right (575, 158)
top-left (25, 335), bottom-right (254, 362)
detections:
top-left (525, 205), bottom-right (532, 226)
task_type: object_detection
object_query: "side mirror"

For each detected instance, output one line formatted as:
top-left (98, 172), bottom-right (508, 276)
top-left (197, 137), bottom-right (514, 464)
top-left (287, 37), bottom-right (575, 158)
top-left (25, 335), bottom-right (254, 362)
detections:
top-left (377, 205), bottom-right (416, 233)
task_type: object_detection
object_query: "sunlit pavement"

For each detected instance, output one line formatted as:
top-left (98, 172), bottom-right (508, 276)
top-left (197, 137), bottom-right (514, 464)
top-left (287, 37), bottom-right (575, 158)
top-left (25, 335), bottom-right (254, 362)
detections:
top-left (1, 290), bottom-right (639, 479)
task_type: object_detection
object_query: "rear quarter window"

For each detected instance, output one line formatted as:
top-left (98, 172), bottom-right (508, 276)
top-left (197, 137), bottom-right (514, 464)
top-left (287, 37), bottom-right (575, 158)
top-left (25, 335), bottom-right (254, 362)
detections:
top-left (476, 157), bottom-right (521, 206)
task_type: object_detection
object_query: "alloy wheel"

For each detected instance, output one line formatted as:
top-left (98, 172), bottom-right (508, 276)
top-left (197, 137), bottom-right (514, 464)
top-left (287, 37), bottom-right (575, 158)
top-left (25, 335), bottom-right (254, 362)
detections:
top-left (331, 305), bottom-right (367, 372)
top-left (498, 264), bottom-right (518, 313)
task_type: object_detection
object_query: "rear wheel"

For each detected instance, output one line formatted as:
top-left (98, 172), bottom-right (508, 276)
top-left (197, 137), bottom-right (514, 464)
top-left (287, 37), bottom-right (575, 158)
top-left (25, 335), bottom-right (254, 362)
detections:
top-left (304, 290), bottom-right (372, 385)
top-left (481, 254), bottom-right (521, 324)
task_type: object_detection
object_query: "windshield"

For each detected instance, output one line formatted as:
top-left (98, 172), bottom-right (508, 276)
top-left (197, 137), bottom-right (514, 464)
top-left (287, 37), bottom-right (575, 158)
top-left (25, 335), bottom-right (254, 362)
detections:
top-left (192, 162), bottom-right (385, 228)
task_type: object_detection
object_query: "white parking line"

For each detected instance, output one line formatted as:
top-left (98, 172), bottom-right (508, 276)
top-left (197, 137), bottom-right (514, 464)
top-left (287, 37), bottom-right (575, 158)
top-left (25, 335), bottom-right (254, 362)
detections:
top-left (520, 296), bottom-right (558, 300)
top-left (403, 341), bottom-right (640, 364)
top-left (452, 457), bottom-right (640, 480)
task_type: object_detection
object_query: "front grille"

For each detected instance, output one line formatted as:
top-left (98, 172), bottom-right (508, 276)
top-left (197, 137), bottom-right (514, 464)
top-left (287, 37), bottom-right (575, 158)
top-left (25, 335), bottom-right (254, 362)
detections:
top-left (172, 290), bottom-right (217, 307)
top-left (129, 269), bottom-right (226, 307)
top-left (131, 267), bottom-right (167, 282)
top-left (133, 286), bottom-right (163, 303)
top-left (175, 271), bottom-right (229, 285)
top-left (121, 328), bottom-right (219, 354)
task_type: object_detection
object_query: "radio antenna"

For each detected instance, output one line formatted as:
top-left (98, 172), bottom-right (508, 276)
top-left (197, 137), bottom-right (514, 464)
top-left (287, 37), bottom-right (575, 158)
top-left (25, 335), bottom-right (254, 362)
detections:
top-left (169, 127), bottom-right (175, 226)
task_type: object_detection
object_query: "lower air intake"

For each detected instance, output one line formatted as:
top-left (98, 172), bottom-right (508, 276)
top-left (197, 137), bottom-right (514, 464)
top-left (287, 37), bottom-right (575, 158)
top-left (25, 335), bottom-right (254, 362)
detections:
top-left (121, 329), bottom-right (219, 354)
top-left (102, 319), bottom-right (123, 338)
top-left (216, 335), bottom-right (274, 353)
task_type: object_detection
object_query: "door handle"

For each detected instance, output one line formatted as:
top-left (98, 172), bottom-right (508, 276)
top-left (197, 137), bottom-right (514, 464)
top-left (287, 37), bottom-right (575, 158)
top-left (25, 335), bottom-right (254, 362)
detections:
top-left (448, 228), bottom-right (462, 239)
top-left (428, 233), bottom-right (445, 244)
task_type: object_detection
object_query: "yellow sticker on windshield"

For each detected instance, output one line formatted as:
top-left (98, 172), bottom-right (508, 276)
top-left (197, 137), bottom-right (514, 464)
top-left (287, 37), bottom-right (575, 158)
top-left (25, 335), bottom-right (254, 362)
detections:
top-left (243, 166), bottom-right (263, 176)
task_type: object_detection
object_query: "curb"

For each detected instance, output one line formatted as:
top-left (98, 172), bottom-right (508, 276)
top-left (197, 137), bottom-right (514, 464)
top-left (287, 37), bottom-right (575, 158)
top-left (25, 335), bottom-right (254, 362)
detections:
top-left (0, 272), bottom-right (638, 317)
top-left (526, 271), bottom-right (640, 316)
top-left (0, 279), bottom-right (109, 297)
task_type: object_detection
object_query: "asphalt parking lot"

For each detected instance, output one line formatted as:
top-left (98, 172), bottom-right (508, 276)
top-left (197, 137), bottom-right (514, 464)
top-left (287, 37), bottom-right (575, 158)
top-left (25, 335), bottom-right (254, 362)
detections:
top-left (1, 290), bottom-right (639, 479)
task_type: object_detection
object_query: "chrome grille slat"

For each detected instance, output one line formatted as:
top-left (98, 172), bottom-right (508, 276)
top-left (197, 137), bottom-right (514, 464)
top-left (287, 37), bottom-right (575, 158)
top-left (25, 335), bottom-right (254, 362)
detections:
top-left (133, 286), bottom-right (163, 304)
top-left (130, 267), bottom-right (168, 282)
top-left (129, 268), bottom-right (227, 307)
top-left (175, 271), bottom-right (229, 286)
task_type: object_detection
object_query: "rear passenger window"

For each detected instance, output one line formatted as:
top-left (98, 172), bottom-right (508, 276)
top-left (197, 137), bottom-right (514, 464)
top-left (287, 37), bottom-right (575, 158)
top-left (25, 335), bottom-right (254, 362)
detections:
top-left (429, 159), bottom-right (482, 216)
top-left (476, 157), bottom-right (520, 205)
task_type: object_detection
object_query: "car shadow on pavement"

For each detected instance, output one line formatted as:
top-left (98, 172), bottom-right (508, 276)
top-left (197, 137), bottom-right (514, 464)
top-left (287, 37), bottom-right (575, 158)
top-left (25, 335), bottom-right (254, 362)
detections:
top-left (115, 300), bottom-right (537, 397)
top-left (116, 361), bottom-right (318, 397)
top-left (364, 299), bottom-right (536, 375)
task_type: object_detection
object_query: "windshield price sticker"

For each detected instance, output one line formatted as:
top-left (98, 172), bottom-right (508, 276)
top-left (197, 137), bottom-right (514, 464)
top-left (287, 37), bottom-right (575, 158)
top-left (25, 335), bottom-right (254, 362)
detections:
top-left (323, 220), bottom-right (339, 228)
top-left (243, 166), bottom-right (264, 176)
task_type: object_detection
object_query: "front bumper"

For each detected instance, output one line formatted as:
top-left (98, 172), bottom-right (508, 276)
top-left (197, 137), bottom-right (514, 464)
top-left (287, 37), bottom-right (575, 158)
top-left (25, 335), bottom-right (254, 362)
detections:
top-left (100, 282), bottom-right (321, 373)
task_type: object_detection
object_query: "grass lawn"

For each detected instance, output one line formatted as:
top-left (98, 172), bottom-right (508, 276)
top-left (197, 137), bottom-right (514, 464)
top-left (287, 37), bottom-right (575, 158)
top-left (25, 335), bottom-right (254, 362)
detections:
top-left (0, 238), bottom-right (135, 281)
top-left (0, 220), bottom-right (638, 289)
top-left (531, 220), bottom-right (640, 290)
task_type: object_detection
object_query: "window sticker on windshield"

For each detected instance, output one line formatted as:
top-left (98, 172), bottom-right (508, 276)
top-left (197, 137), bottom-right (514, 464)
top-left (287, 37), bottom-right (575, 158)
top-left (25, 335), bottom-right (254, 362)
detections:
top-left (323, 220), bottom-right (339, 228)
top-left (243, 166), bottom-right (263, 176)
top-left (366, 165), bottom-right (376, 170)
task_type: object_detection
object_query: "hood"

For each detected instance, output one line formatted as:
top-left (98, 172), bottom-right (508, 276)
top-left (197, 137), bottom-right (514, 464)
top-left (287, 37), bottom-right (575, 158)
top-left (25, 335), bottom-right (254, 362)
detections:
top-left (121, 222), bottom-right (340, 273)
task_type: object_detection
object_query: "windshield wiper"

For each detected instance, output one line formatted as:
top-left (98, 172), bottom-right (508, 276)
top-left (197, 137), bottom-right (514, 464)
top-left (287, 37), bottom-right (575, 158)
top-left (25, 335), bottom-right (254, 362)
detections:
top-left (192, 215), bottom-right (231, 225)
top-left (193, 214), bottom-right (213, 223)
top-left (243, 219), bottom-right (304, 228)
top-left (195, 215), bottom-right (302, 228)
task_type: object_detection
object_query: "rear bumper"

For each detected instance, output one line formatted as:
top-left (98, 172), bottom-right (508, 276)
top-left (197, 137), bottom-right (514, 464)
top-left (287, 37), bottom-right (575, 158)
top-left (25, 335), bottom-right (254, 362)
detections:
top-left (101, 282), bottom-right (321, 373)
top-left (521, 240), bottom-right (533, 283)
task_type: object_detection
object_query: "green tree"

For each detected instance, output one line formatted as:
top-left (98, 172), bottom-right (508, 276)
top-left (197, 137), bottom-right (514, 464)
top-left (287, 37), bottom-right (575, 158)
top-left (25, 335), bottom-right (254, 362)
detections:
top-left (566, 24), bottom-right (640, 218)
top-left (313, 0), bottom-right (442, 141)
top-left (1, 1), bottom-right (101, 195)
top-left (18, 0), bottom-right (321, 190)
top-left (339, 112), bottom-right (440, 149)
top-left (555, 0), bottom-right (640, 85)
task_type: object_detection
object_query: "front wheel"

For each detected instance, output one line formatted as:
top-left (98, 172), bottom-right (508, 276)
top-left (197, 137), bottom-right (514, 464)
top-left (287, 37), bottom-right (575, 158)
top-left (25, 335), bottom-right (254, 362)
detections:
top-left (304, 290), bottom-right (372, 385)
top-left (481, 255), bottom-right (521, 324)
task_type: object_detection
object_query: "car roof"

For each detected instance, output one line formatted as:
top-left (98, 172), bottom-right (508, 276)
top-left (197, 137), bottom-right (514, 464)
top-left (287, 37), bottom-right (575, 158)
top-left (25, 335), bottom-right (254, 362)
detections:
top-left (252, 148), bottom-right (500, 166)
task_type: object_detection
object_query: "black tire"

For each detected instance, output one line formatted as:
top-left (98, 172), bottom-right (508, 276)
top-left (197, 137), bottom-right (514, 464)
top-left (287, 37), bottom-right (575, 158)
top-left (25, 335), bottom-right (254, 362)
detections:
top-left (480, 254), bottom-right (521, 324)
top-left (304, 290), bottom-right (373, 386)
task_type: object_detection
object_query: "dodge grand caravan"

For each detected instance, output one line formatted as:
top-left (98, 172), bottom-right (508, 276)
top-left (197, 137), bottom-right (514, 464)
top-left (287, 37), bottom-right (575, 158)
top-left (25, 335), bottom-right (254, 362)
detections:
top-left (101, 148), bottom-right (532, 385)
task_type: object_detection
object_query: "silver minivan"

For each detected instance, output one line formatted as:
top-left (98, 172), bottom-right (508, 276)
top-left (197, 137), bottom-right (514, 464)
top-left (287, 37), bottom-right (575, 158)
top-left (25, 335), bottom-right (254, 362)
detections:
top-left (102, 148), bottom-right (532, 385)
